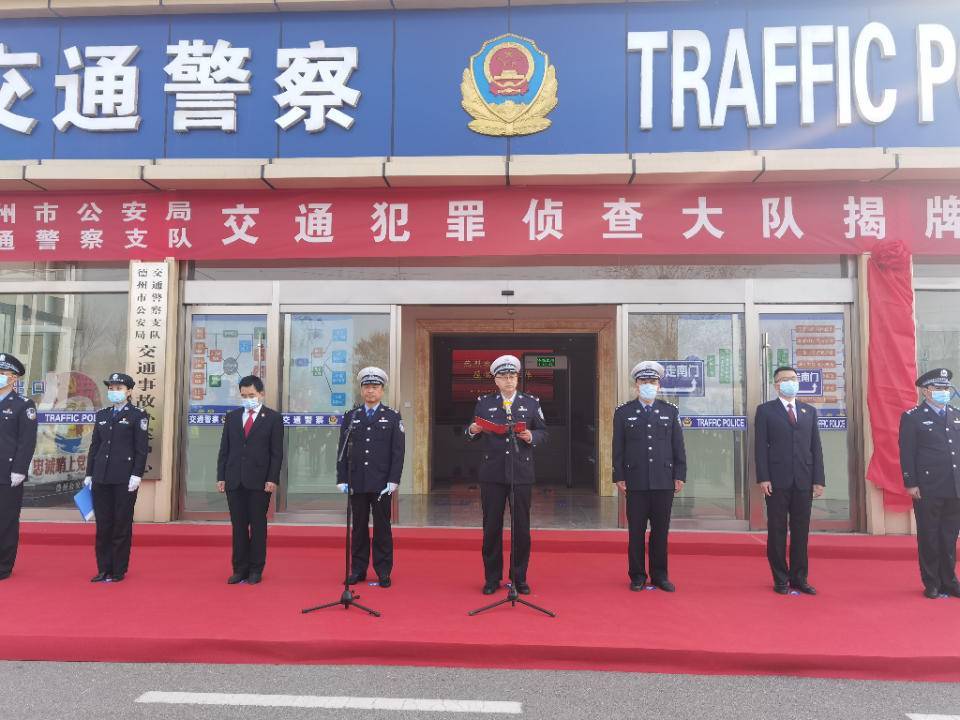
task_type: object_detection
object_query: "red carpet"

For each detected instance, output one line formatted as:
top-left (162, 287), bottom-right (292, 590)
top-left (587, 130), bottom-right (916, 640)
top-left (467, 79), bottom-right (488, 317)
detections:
top-left (2, 523), bottom-right (958, 682)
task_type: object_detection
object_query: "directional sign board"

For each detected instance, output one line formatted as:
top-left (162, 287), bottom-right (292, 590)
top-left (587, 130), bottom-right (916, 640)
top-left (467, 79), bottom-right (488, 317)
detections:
top-left (659, 360), bottom-right (705, 397)
top-left (796, 369), bottom-right (824, 398)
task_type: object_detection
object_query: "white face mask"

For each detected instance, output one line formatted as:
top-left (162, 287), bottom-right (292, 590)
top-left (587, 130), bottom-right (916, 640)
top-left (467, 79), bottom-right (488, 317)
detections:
top-left (638, 384), bottom-right (658, 401)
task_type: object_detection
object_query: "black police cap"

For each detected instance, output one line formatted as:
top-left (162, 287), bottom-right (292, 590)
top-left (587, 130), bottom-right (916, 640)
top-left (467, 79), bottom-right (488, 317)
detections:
top-left (0, 353), bottom-right (25, 377)
top-left (104, 372), bottom-right (135, 389)
top-left (916, 367), bottom-right (953, 388)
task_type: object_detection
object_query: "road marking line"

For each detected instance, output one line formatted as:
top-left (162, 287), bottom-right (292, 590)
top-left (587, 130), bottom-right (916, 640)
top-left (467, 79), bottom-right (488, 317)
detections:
top-left (907, 715), bottom-right (960, 719)
top-left (136, 691), bottom-right (522, 714)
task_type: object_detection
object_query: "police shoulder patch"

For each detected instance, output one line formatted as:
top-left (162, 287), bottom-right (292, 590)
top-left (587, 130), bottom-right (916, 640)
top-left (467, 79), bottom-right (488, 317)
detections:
top-left (25, 407), bottom-right (37, 421)
top-left (399, 420), bottom-right (405, 433)
top-left (140, 417), bottom-right (149, 431)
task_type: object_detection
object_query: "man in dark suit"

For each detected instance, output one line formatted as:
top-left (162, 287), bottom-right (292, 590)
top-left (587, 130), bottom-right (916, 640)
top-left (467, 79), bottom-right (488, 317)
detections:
top-left (466, 354), bottom-right (548, 595)
top-left (217, 375), bottom-right (283, 585)
top-left (337, 367), bottom-right (405, 588)
top-left (613, 360), bottom-right (687, 592)
top-left (0, 353), bottom-right (38, 581)
top-left (83, 372), bottom-right (149, 583)
top-left (899, 367), bottom-right (960, 599)
top-left (754, 365), bottom-right (825, 595)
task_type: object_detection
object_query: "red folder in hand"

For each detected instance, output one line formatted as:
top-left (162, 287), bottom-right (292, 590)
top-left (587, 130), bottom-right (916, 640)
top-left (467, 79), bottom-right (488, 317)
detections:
top-left (514, 421), bottom-right (527, 433)
top-left (474, 416), bottom-right (507, 435)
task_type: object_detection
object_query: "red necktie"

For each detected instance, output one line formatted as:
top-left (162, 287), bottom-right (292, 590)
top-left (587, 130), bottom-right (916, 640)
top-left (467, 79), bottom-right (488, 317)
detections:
top-left (243, 411), bottom-right (254, 437)
top-left (787, 404), bottom-right (797, 426)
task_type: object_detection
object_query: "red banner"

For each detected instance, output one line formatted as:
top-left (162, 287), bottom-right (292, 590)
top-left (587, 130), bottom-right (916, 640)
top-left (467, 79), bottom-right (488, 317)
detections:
top-left (865, 241), bottom-right (916, 511)
top-left (0, 183), bottom-right (959, 261)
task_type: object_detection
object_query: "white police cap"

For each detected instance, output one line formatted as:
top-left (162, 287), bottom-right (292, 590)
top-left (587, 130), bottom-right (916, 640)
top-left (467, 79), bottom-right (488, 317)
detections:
top-left (631, 360), bottom-right (665, 381)
top-left (490, 354), bottom-right (521, 376)
top-left (357, 366), bottom-right (388, 386)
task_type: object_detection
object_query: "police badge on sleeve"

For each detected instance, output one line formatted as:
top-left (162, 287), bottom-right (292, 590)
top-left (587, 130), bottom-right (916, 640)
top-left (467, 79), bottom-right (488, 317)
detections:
top-left (140, 417), bottom-right (148, 431)
top-left (461, 34), bottom-right (558, 137)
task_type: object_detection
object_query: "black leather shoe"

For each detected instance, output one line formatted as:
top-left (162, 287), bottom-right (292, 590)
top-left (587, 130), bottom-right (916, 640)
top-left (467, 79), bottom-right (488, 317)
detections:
top-left (378, 576), bottom-right (392, 589)
top-left (653, 579), bottom-right (676, 593)
top-left (941, 584), bottom-right (960, 598)
top-left (227, 573), bottom-right (247, 585)
top-left (923, 587), bottom-right (941, 599)
top-left (630, 580), bottom-right (645, 592)
top-left (482, 582), bottom-right (500, 595)
top-left (347, 573), bottom-right (366, 585)
top-left (90, 573), bottom-right (110, 583)
top-left (773, 583), bottom-right (789, 595)
top-left (515, 582), bottom-right (531, 595)
top-left (109, 573), bottom-right (125, 583)
top-left (790, 582), bottom-right (817, 595)
top-left (246, 573), bottom-right (262, 585)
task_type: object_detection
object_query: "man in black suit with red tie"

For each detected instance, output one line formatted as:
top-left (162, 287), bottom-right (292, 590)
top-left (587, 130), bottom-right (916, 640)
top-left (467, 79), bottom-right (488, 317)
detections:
top-left (754, 365), bottom-right (825, 595)
top-left (217, 375), bottom-right (284, 585)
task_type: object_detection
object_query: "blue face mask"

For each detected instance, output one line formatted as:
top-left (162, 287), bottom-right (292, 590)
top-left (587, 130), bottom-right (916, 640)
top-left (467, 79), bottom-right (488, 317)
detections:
top-left (106, 390), bottom-right (127, 405)
top-left (638, 383), bottom-right (658, 401)
top-left (778, 380), bottom-right (800, 398)
top-left (0, 375), bottom-right (8, 389)
top-left (241, 397), bottom-right (261, 411)
top-left (932, 389), bottom-right (952, 405)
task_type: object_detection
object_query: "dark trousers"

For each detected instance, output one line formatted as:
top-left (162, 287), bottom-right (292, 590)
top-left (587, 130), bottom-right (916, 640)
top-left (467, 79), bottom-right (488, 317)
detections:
top-left (225, 487), bottom-right (272, 576)
top-left (913, 496), bottom-right (960, 591)
top-left (92, 483), bottom-right (138, 576)
top-left (480, 482), bottom-right (532, 585)
top-left (626, 488), bottom-right (675, 583)
top-left (0, 484), bottom-right (24, 578)
top-left (765, 484), bottom-right (813, 586)
top-left (350, 491), bottom-right (394, 579)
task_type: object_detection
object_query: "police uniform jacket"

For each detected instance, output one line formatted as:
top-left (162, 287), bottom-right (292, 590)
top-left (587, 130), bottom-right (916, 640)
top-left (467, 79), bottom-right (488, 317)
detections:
top-left (467, 392), bottom-right (548, 486)
top-left (613, 398), bottom-right (687, 491)
top-left (216, 406), bottom-right (284, 491)
top-left (899, 403), bottom-right (960, 499)
top-left (754, 398), bottom-right (825, 490)
top-left (0, 391), bottom-right (38, 481)
top-left (86, 404), bottom-right (149, 485)
top-left (336, 404), bottom-right (405, 494)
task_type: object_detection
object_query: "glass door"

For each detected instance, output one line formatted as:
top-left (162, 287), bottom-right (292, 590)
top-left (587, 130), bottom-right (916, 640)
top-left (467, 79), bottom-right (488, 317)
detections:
top-left (752, 308), bottom-right (858, 531)
top-left (180, 308), bottom-right (273, 518)
top-left (622, 308), bottom-right (748, 528)
top-left (277, 308), bottom-right (394, 519)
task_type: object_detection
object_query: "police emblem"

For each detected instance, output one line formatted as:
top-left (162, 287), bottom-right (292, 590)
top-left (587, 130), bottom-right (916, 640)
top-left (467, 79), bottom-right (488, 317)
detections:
top-left (461, 34), bottom-right (557, 136)
top-left (140, 417), bottom-right (148, 431)
top-left (26, 407), bottom-right (37, 421)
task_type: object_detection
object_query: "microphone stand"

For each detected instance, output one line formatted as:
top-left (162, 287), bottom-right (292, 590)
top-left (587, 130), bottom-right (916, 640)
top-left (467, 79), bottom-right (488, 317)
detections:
top-left (303, 408), bottom-right (380, 617)
top-left (469, 417), bottom-right (555, 618)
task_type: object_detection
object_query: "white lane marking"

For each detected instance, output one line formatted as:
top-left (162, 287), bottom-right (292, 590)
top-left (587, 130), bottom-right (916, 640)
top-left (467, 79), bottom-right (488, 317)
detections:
top-left (136, 691), bottom-right (522, 714)
top-left (907, 715), bottom-right (960, 719)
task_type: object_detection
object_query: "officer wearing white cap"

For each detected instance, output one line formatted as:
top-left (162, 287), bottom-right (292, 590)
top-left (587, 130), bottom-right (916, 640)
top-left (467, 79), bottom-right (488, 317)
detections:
top-left (337, 366), bottom-right (404, 588)
top-left (613, 360), bottom-right (686, 592)
top-left (899, 367), bottom-right (960, 599)
top-left (83, 372), bottom-right (149, 583)
top-left (466, 354), bottom-right (548, 595)
top-left (0, 353), bottom-right (37, 581)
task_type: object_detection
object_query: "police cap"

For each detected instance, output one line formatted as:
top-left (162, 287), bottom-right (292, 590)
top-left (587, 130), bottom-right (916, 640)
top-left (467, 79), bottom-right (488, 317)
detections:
top-left (631, 360), bottom-right (665, 382)
top-left (0, 353), bottom-right (25, 377)
top-left (490, 355), bottom-right (521, 376)
top-left (357, 366), bottom-right (388, 386)
top-left (916, 367), bottom-right (953, 388)
top-left (104, 372), bottom-right (135, 389)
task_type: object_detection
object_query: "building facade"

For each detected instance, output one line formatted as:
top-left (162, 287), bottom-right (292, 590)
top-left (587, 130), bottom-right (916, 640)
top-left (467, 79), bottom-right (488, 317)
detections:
top-left (1, 0), bottom-right (959, 534)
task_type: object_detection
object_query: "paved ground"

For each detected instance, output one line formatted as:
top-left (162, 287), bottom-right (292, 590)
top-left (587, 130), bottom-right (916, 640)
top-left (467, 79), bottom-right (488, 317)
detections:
top-left (1, 662), bottom-right (960, 720)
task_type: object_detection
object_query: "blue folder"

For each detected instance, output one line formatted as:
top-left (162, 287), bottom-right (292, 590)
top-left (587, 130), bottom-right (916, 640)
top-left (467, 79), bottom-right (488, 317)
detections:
top-left (73, 485), bottom-right (94, 522)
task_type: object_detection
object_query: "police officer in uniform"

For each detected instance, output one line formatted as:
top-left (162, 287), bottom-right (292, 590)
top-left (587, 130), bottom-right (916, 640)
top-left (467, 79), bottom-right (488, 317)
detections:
top-left (467, 355), bottom-right (549, 595)
top-left (613, 361), bottom-right (687, 592)
top-left (0, 353), bottom-right (38, 581)
top-left (899, 367), bottom-right (960, 599)
top-left (84, 372), bottom-right (149, 583)
top-left (337, 367), bottom-right (404, 588)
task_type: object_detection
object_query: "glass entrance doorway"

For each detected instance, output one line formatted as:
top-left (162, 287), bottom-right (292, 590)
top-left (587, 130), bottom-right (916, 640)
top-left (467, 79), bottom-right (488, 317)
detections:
top-left (429, 333), bottom-right (601, 526)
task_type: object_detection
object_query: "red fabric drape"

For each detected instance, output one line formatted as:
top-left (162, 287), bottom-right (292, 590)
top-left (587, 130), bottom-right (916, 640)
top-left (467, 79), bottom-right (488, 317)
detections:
top-left (865, 240), bottom-right (916, 511)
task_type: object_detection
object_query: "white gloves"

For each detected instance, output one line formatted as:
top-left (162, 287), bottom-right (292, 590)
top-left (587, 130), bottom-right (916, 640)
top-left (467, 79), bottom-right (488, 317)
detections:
top-left (83, 476), bottom-right (92, 489)
top-left (337, 483), bottom-right (349, 494)
top-left (379, 482), bottom-right (399, 497)
top-left (10, 473), bottom-right (25, 487)
top-left (128, 475), bottom-right (141, 493)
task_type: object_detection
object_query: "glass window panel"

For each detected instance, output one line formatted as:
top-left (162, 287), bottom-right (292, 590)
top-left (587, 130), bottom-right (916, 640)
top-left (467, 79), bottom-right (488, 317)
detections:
top-left (182, 314), bottom-right (268, 514)
top-left (916, 291), bottom-right (960, 386)
top-left (0, 293), bottom-right (128, 510)
top-left (280, 312), bottom-right (391, 517)
top-left (0, 262), bottom-right (128, 281)
top-left (758, 313), bottom-right (851, 525)
top-left (627, 313), bottom-right (747, 523)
